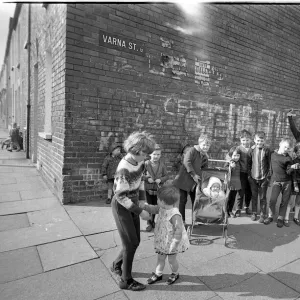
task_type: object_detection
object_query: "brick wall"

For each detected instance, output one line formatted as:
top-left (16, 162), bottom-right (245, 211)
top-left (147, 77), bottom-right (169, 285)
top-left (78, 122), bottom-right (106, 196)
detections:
top-left (64, 4), bottom-right (300, 203)
top-left (30, 4), bottom-right (67, 201)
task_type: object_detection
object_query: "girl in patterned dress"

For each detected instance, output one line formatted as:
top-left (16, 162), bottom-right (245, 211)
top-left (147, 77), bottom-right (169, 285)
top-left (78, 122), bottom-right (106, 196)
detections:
top-left (142, 184), bottom-right (190, 285)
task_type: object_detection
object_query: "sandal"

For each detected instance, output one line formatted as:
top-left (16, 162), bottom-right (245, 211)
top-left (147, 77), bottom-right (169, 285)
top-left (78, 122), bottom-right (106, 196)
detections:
top-left (294, 218), bottom-right (300, 226)
top-left (283, 220), bottom-right (290, 227)
top-left (147, 272), bottom-right (163, 284)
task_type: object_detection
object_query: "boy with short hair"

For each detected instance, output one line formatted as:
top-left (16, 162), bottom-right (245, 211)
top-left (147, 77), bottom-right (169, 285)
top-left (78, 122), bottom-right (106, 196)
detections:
top-left (247, 131), bottom-right (271, 223)
top-left (264, 138), bottom-right (295, 228)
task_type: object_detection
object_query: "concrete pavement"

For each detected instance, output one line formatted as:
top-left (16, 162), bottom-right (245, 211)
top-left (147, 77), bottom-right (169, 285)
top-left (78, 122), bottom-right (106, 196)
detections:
top-left (1, 128), bottom-right (300, 299)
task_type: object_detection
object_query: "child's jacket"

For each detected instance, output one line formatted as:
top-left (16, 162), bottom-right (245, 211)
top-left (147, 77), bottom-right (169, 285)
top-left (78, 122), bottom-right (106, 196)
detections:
top-left (101, 153), bottom-right (123, 180)
top-left (144, 160), bottom-right (169, 192)
top-left (225, 160), bottom-right (241, 190)
top-left (269, 150), bottom-right (293, 182)
top-left (247, 145), bottom-right (271, 180)
top-left (173, 145), bottom-right (208, 192)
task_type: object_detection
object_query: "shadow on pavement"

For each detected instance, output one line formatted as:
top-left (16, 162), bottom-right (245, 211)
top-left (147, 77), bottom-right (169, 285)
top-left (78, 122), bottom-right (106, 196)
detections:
top-left (132, 271), bottom-right (300, 297)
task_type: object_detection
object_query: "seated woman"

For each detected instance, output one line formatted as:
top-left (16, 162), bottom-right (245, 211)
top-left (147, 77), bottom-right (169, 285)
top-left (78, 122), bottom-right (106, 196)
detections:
top-left (194, 176), bottom-right (226, 222)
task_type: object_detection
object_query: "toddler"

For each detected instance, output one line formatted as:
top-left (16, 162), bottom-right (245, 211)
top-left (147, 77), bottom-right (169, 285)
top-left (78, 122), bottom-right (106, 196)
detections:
top-left (101, 144), bottom-right (123, 204)
top-left (225, 146), bottom-right (242, 217)
top-left (202, 176), bottom-right (226, 203)
top-left (144, 145), bottom-right (169, 232)
top-left (142, 184), bottom-right (189, 285)
top-left (284, 143), bottom-right (300, 226)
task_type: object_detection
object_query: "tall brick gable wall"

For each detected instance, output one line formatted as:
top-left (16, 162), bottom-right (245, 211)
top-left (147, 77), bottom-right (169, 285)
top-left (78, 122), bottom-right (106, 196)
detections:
top-left (64, 4), bottom-right (300, 203)
top-left (30, 4), bottom-right (67, 202)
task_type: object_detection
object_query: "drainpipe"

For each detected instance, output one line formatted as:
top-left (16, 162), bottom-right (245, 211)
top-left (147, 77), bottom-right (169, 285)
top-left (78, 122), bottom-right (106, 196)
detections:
top-left (26, 3), bottom-right (31, 159)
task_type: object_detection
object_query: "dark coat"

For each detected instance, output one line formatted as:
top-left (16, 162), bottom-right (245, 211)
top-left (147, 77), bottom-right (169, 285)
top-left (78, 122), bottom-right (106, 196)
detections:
top-left (144, 159), bottom-right (169, 191)
top-left (173, 145), bottom-right (209, 192)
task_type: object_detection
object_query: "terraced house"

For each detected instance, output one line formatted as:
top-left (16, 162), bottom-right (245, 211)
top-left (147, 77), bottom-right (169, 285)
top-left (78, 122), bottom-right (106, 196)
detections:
top-left (1, 3), bottom-right (300, 204)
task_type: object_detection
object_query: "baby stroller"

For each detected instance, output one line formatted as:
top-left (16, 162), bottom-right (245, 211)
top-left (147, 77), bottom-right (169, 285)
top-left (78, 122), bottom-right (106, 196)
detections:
top-left (187, 168), bottom-right (229, 245)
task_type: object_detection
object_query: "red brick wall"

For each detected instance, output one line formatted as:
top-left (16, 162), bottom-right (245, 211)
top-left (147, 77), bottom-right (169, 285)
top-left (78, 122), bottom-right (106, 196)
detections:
top-left (64, 4), bottom-right (300, 203)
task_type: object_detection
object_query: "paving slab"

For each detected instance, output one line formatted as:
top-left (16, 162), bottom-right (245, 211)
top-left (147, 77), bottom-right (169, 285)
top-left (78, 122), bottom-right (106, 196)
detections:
top-left (216, 272), bottom-right (299, 299)
top-left (69, 208), bottom-right (116, 235)
top-left (64, 200), bottom-right (106, 214)
top-left (0, 167), bottom-right (13, 173)
top-left (0, 181), bottom-right (48, 193)
top-left (20, 189), bottom-right (55, 200)
top-left (0, 191), bottom-right (21, 202)
top-left (0, 220), bottom-right (82, 252)
top-left (0, 247), bottom-right (43, 284)
top-left (0, 177), bottom-right (17, 185)
top-left (0, 214), bottom-right (30, 232)
top-left (0, 259), bottom-right (118, 300)
top-left (37, 236), bottom-right (98, 271)
top-left (95, 291), bottom-right (128, 300)
top-left (269, 258), bottom-right (300, 293)
top-left (86, 231), bottom-right (117, 251)
top-left (0, 197), bottom-right (59, 216)
top-left (122, 255), bottom-right (216, 300)
top-left (187, 253), bottom-right (260, 291)
top-left (27, 206), bottom-right (70, 226)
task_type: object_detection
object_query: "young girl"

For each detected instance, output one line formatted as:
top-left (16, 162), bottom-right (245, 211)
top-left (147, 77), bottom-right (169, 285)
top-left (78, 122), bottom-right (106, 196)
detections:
top-left (284, 143), bottom-right (300, 226)
top-left (144, 145), bottom-right (169, 232)
top-left (225, 146), bottom-right (242, 218)
top-left (142, 184), bottom-right (190, 285)
top-left (173, 134), bottom-right (211, 224)
top-left (110, 131), bottom-right (156, 291)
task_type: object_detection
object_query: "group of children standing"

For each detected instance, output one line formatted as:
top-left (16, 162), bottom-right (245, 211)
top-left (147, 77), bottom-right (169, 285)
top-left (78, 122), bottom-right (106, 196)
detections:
top-left (102, 110), bottom-right (300, 291)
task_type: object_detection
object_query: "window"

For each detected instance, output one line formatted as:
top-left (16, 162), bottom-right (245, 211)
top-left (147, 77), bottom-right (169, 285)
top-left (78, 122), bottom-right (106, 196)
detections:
top-left (44, 49), bottom-right (52, 135)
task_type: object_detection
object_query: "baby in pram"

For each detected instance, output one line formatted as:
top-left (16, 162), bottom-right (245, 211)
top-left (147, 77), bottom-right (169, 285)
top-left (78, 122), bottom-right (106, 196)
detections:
top-left (193, 176), bottom-right (226, 222)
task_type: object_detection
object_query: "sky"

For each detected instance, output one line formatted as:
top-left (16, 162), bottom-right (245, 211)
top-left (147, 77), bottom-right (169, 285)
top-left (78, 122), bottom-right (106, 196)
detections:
top-left (0, 2), bottom-right (16, 66)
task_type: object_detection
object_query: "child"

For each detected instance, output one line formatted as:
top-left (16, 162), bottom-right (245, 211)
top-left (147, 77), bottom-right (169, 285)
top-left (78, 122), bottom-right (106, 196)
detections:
top-left (235, 130), bottom-right (252, 216)
top-left (142, 185), bottom-right (189, 285)
top-left (173, 144), bottom-right (192, 173)
top-left (247, 131), bottom-right (271, 223)
top-left (284, 143), bottom-right (300, 226)
top-left (144, 145), bottom-right (169, 232)
top-left (110, 131), bottom-right (156, 291)
top-left (173, 134), bottom-right (211, 224)
top-left (225, 146), bottom-right (242, 218)
top-left (7, 122), bottom-right (20, 152)
top-left (287, 109), bottom-right (300, 142)
top-left (101, 144), bottom-right (123, 204)
top-left (264, 138), bottom-right (295, 227)
top-left (202, 176), bottom-right (226, 202)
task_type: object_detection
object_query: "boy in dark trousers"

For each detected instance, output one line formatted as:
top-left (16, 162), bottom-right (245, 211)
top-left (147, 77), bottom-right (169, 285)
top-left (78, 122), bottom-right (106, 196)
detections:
top-left (247, 131), bottom-right (271, 223)
top-left (101, 144), bottom-right (123, 204)
top-left (264, 138), bottom-right (296, 228)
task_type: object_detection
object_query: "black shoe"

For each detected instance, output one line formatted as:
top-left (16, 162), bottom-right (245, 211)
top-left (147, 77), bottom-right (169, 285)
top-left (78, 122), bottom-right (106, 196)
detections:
top-left (294, 218), bottom-right (300, 226)
top-left (119, 279), bottom-right (146, 291)
top-left (147, 272), bottom-right (163, 284)
top-left (166, 273), bottom-right (179, 285)
top-left (7, 149), bottom-right (12, 152)
top-left (245, 207), bottom-right (251, 215)
top-left (110, 264), bottom-right (122, 276)
top-left (106, 198), bottom-right (111, 204)
top-left (277, 218), bottom-right (284, 228)
top-left (251, 213), bottom-right (257, 221)
top-left (264, 217), bottom-right (273, 225)
top-left (235, 209), bottom-right (241, 217)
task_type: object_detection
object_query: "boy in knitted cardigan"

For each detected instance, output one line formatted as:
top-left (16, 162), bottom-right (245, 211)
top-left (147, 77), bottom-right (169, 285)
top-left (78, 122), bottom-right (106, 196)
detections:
top-left (144, 145), bottom-right (169, 231)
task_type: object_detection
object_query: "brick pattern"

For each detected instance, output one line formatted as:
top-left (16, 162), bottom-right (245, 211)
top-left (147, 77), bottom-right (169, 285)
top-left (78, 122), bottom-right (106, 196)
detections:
top-left (62, 4), bottom-right (300, 203)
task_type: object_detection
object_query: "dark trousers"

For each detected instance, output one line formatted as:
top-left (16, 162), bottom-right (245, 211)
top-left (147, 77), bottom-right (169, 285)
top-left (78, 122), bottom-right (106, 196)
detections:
top-left (111, 197), bottom-right (140, 282)
top-left (269, 181), bottom-right (292, 218)
top-left (179, 188), bottom-right (196, 222)
top-left (146, 191), bottom-right (157, 224)
top-left (249, 177), bottom-right (268, 216)
top-left (227, 190), bottom-right (238, 213)
top-left (236, 172), bottom-right (252, 210)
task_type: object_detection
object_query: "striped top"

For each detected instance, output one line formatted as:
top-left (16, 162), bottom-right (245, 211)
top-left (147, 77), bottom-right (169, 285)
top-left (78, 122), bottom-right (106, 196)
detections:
top-left (247, 146), bottom-right (271, 180)
top-left (113, 157), bottom-right (146, 215)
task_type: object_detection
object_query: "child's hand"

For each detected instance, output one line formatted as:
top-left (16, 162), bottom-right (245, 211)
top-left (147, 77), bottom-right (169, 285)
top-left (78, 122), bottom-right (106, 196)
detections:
top-left (192, 174), bottom-right (201, 183)
top-left (229, 161), bottom-right (236, 168)
top-left (139, 200), bottom-right (146, 209)
top-left (155, 179), bottom-right (161, 185)
top-left (103, 175), bottom-right (107, 180)
top-left (295, 186), bottom-right (299, 193)
top-left (148, 177), bottom-right (154, 183)
top-left (140, 210), bottom-right (151, 220)
top-left (287, 109), bottom-right (296, 117)
top-left (291, 163), bottom-right (300, 169)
